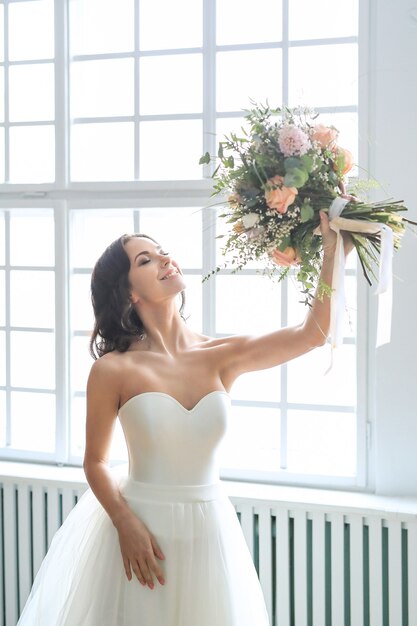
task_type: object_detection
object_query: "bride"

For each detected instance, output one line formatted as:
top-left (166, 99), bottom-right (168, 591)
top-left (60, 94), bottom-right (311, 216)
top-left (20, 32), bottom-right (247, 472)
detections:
top-left (17, 210), bottom-right (353, 625)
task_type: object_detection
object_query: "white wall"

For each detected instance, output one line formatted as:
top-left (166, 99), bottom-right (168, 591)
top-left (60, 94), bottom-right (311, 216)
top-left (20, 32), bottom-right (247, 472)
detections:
top-left (367, 0), bottom-right (417, 495)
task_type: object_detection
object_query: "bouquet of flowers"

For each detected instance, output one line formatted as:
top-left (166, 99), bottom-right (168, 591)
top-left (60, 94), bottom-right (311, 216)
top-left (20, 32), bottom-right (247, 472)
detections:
top-left (200, 102), bottom-right (413, 308)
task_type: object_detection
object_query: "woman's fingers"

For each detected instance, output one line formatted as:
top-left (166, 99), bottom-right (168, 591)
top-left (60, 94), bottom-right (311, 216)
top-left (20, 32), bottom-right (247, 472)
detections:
top-left (151, 536), bottom-right (165, 561)
top-left (123, 557), bottom-right (132, 581)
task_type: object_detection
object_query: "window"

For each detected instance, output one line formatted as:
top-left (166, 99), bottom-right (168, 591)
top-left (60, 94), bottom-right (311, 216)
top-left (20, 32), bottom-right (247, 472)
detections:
top-left (0, 0), bottom-right (365, 489)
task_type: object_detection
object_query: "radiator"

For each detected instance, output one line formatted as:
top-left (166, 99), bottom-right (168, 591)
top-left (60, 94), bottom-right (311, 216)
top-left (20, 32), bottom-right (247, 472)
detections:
top-left (1, 475), bottom-right (417, 626)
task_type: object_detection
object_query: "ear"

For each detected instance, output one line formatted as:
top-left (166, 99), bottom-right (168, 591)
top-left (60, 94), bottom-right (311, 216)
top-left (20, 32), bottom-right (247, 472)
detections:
top-left (130, 292), bottom-right (140, 305)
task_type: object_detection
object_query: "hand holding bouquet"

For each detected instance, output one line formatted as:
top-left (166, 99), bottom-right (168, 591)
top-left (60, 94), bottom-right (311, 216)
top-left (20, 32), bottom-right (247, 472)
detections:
top-left (201, 103), bottom-right (412, 307)
top-left (200, 103), bottom-right (415, 348)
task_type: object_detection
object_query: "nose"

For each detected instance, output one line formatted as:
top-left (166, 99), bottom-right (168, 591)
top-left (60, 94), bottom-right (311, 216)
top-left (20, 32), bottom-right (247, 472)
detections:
top-left (159, 252), bottom-right (172, 266)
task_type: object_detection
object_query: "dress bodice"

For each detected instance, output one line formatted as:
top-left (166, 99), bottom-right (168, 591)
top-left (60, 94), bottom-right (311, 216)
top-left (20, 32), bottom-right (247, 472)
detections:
top-left (118, 390), bottom-right (230, 486)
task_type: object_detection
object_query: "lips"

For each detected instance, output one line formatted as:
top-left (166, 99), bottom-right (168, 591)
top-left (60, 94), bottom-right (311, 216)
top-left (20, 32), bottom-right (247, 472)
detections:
top-left (160, 268), bottom-right (180, 280)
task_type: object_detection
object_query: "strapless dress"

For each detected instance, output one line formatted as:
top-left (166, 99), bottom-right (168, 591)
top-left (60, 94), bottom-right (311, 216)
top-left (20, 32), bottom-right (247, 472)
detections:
top-left (17, 391), bottom-right (270, 625)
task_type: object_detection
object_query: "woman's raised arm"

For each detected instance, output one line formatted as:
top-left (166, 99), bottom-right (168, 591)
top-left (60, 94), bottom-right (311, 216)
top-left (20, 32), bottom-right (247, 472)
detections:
top-left (218, 211), bottom-right (354, 381)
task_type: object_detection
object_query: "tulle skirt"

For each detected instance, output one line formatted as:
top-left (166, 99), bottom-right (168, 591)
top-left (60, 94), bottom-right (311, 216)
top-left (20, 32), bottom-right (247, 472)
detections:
top-left (17, 476), bottom-right (270, 626)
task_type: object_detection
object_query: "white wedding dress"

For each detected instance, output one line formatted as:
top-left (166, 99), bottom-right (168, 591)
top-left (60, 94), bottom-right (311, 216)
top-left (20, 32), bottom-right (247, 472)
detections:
top-left (17, 390), bottom-right (270, 625)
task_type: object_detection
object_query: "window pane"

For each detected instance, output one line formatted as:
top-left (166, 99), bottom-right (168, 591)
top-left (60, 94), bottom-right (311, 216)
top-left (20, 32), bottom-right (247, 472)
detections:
top-left (139, 207), bottom-right (202, 267)
top-left (0, 67), bottom-right (4, 122)
top-left (10, 271), bottom-right (55, 328)
top-left (69, 0), bottom-right (134, 56)
top-left (71, 335), bottom-right (91, 393)
top-left (0, 128), bottom-right (4, 183)
top-left (71, 59), bottom-right (134, 118)
top-left (288, 44), bottom-right (358, 108)
top-left (182, 274), bottom-right (202, 333)
top-left (216, 116), bottom-right (250, 144)
top-left (0, 271), bottom-right (4, 326)
top-left (230, 366), bottom-right (281, 403)
top-left (9, 125), bottom-right (55, 183)
top-left (140, 54), bottom-right (202, 115)
top-left (0, 391), bottom-right (5, 447)
top-left (0, 5), bottom-right (3, 62)
top-left (10, 210), bottom-right (55, 266)
top-left (70, 210), bottom-right (134, 268)
top-left (71, 122), bottom-right (134, 181)
top-left (216, 0), bottom-right (282, 45)
top-left (217, 49), bottom-right (282, 112)
top-left (287, 343), bottom-right (357, 406)
top-left (289, 0), bottom-right (358, 40)
top-left (139, 0), bottom-right (202, 50)
top-left (11, 331), bottom-right (55, 389)
top-left (0, 331), bottom-right (5, 386)
top-left (287, 274), bottom-right (357, 338)
top-left (70, 395), bottom-right (86, 458)
top-left (287, 409), bottom-right (356, 476)
top-left (11, 391), bottom-right (55, 452)
top-left (9, 63), bottom-right (54, 122)
top-left (139, 120), bottom-right (202, 180)
top-left (71, 273), bottom-right (94, 331)
top-left (219, 405), bottom-right (280, 472)
top-left (216, 275), bottom-right (281, 334)
top-left (8, 0), bottom-right (54, 61)
top-left (0, 213), bottom-right (4, 263)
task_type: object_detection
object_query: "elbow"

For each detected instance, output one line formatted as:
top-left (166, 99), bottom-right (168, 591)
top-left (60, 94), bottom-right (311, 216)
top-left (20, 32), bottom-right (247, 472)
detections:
top-left (299, 322), bottom-right (328, 349)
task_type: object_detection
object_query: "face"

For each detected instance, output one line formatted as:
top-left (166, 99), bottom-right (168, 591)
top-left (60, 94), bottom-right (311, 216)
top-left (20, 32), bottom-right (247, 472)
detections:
top-left (123, 236), bottom-right (186, 306)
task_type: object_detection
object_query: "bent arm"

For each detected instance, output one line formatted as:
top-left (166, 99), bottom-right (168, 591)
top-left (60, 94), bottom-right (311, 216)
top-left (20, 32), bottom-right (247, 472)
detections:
top-left (220, 250), bottom-right (335, 380)
top-left (218, 212), bottom-right (355, 381)
top-left (83, 357), bottom-right (166, 587)
top-left (83, 358), bottom-right (133, 528)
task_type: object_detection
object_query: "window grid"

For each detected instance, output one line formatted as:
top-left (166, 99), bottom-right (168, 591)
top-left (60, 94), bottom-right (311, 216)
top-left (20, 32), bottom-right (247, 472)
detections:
top-left (0, 207), bottom-right (56, 463)
top-left (0, 0), bottom-right (366, 490)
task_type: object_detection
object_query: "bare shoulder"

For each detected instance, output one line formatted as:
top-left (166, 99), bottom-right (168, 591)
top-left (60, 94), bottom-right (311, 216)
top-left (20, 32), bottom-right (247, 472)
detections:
top-left (87, 351), bottom-right (127, 411)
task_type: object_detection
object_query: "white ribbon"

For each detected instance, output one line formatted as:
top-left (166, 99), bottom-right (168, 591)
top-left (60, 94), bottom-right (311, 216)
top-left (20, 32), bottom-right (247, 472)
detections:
top-left (314, 198), bottom-right (394, 366)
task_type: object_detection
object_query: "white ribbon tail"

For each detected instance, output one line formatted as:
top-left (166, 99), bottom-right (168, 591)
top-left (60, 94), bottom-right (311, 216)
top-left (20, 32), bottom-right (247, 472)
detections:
top-left (317, 197), bottom-right (394, 371)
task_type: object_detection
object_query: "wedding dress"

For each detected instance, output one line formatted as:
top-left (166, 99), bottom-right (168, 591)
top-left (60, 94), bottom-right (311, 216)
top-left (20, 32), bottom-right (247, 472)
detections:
top-left (17, 390), bottom-right (270, 625)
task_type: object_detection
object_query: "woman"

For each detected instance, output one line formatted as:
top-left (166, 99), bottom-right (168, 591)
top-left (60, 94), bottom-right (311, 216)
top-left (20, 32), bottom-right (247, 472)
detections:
top-left (18, 211), bottom-right (353, 625)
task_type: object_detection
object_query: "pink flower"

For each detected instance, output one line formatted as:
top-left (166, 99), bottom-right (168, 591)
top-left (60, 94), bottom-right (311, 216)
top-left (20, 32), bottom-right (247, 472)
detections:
top-left (265, 175), bottom-right (298, 214)
top-left (278, 125), bottom-right (311, 157)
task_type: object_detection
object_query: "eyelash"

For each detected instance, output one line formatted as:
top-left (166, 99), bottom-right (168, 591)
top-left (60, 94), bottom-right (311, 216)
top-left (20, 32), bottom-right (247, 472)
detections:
top-left (139, 251), bottom-right (169, 266)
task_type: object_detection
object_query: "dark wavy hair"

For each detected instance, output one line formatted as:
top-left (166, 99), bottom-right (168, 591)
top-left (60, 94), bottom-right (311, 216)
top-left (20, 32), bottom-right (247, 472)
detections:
top-left (89, 234), bottom-right (186, 359)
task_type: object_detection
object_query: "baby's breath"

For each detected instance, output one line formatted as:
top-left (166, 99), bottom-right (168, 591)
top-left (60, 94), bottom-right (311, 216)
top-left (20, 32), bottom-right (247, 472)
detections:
top-left (200, 102), bottom-right (411, 303)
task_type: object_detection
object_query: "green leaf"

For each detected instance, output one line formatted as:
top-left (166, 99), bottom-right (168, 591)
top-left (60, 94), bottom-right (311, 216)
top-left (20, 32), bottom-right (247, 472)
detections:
top-left (300, 154), bottom-right (315, 173)
top-left (284, 168), bottom-right (308, 188)
top-left (276, 236), bottom-right (291, 252)
top-left (199, 151), bottom-right (211, 165)
top-left (218, 143), bottom-right (224, 159)
top-left (284, 157), bottom-right (303, 172)
top-left (300, 204), bottom-right (315, 223)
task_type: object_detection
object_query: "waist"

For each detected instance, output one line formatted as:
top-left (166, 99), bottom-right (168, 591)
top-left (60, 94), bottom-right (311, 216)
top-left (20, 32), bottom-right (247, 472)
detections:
top-left (120, 478), bottom-right (225, 503)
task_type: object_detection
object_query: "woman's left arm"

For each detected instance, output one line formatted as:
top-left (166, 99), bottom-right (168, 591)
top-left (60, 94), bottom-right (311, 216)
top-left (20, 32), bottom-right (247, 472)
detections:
top-left (219, 211), bottom-right (354, 378)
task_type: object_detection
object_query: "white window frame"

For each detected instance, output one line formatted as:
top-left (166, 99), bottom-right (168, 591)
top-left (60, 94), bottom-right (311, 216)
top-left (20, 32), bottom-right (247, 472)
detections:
top-left (0, 0), bottom-right (373, 491)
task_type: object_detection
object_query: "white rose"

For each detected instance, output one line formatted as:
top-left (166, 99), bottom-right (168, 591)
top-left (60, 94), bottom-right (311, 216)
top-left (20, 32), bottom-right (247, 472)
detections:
top-left (242, 213), bottom-right (260, 229)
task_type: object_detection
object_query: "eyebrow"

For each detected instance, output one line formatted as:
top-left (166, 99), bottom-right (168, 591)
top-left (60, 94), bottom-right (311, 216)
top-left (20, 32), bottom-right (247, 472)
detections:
top-left (134, 246), bottom-right (162, 263)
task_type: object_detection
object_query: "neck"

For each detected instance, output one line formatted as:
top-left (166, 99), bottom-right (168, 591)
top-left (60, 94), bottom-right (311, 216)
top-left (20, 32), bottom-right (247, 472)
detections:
top-left (133, 299), bottom-right (193, 355)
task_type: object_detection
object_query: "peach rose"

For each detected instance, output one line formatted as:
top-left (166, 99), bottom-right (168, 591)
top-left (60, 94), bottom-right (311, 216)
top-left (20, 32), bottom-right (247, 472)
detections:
top-left (310, 124), bottom-right (338, 149)
top-left (270, 246), bottom-right (299, 267)
top-left (232, 221), bottom-right (245, 234)
top-left (265, 175), bottom-right (298, 214)
top-left (334, 146), bottom-right (354, 176)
